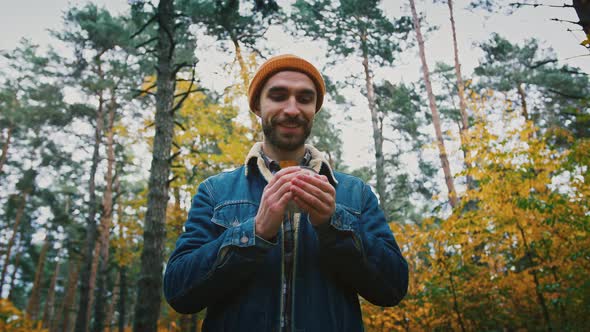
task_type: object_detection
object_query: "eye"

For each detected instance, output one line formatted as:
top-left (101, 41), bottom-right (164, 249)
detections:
top-left (269, 92), bottom-right (288, 101)
top-left (297, 94), bottom-right (315, 104)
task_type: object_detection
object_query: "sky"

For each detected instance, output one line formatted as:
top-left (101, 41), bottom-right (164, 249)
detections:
top-left (1, 0), bottom-right (588, 187)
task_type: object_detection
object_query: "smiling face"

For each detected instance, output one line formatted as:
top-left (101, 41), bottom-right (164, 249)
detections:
top-left (255, 71), bottom-right (317, 153)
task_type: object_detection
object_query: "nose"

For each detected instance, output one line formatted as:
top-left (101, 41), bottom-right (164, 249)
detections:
top-left (283, 95), bottom-right (300, 116)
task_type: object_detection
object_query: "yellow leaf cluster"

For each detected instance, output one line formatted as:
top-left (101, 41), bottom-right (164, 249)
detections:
top-left (0, 299), bottom-right (47, 332)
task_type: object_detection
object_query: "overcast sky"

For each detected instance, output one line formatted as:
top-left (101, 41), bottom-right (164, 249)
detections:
top-left (1, 0), bottom-right (588, 173)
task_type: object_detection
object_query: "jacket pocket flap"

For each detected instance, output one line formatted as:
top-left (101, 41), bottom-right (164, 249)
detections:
top-left (211, 201), bottom-right (258, 228)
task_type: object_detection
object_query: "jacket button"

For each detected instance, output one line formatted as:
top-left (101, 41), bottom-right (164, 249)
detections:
top-left (240, 236), bottom-right (249, 244)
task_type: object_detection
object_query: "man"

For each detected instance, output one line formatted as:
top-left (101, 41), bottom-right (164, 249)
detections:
top-left (163, 54), bottom-right (408, 331)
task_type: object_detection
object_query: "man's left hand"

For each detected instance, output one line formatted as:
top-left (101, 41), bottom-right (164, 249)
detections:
top-left (290, 173), bottom-right (335, 226)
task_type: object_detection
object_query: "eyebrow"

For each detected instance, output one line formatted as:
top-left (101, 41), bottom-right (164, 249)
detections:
top-left (266, 86), bottom-right (316, 96)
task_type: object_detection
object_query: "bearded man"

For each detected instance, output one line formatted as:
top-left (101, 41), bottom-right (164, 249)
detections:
top-left (164, 54), bottom-right (408, 332)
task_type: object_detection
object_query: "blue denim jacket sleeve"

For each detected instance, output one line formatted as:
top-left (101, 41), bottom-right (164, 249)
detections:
top-left (314, 183), bottom-right (409, 307)
top-left (163, 180), bottom-right (276, 314)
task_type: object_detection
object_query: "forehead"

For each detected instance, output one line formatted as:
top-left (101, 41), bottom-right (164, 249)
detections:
top-left (262, 71), bottom-right (316, 93)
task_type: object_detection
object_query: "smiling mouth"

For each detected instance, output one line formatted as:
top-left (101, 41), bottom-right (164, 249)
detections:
top-left (280, 124), bottom-right (300, 128)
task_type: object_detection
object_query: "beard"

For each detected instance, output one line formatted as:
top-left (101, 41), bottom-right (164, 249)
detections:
top-left (262, 115), bottom-right (312, 151)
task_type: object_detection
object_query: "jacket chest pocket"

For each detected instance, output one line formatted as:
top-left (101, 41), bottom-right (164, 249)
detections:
top-left (211, 200), bottom-right (259, 229)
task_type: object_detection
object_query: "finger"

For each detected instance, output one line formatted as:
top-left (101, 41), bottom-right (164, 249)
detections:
top-left (266, 171), bottom-right (302, 194)
top-left (291, 176), bottom-right (330, 201)
top-left (290, 185), bottom-right (332, 215)
top-left (269, 180), bottom-right (297, 203)
top-left (292, 192), bottom-right (332, 219)
top-left (268, 166), bottom-right (301, 185)
top-left (295, 173), bottom-right (335, 195)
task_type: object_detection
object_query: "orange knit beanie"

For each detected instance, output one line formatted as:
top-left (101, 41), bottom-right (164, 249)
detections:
top-left (248, 54), bottom-right (326, 113)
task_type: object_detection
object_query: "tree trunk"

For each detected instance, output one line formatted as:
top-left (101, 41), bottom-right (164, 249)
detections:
top-left (231, 36), bottom-right (262, 142)
top-left (360, 33), bottom-right (387, 212)
top-left (134, 1), bottom-right (176, 331)
top-left (409, 0), bottom-right (457, 208)
top-left (105, 270), bottom-right (120, 332)
top-left (118, 266), bottom-right (126, 332)
top-left (7, 243), bottom-right (23, 302)
top-left (92, 92), bottom-right (117, 332)
top-left (26, 239), bottom-right (50, 321)
top-left (448, 271), bottom-right (467, 332)
top-left (76, 64), bottom-right (106, 332)
top-left (447, 0), bottom-right (468, 132)
top-left (517, 83), bottom-right (528, 120)
top-left (0, 190), bottom-right (29, 290)
top-left (516, 221), bottom-right (552, 330)
top-left (447, 0), bottom-right (474, 190)
top-left (0, 124), bottom-right (12, 175)
top-left (56, 258), bottom-right (81, 332)
top-left (43, 259), bottom-right (61, 329)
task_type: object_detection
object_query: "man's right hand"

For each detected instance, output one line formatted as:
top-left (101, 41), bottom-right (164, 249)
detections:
top-left (255, 167), bottom-right (302, 240)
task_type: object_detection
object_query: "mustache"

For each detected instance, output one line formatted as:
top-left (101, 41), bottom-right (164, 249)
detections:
top-left (271, 116), bottom-right (308, 126)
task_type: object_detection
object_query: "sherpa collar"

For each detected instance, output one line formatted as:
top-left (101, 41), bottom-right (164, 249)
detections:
top-left (244, 142), bottom-right (338, 186)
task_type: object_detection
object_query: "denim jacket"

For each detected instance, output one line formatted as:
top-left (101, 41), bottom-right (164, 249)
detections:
top-left (163, 143), bottom-right (408, 332)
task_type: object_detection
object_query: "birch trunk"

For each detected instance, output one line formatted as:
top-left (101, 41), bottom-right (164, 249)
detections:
top-left (409, 0), bottom-right (457, 208)
top-left (134, 1), bottom-right (176, 330)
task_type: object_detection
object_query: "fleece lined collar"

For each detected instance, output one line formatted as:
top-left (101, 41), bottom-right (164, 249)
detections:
top-left (244, 142), bottom-right (338, 186)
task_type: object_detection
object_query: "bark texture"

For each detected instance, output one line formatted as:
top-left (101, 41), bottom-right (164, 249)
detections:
top-left (447, 0), bottom-right (474, 189)
top-left (0, 191), bottom-right (29, 291)
top-left (360, 32), bottom-right (387, 212)
top-left (133, 1), bottom-right (177, 330)
top-left (92, 92), bottom-right (117, 332)
top-left (409, 0), bottom-right (458, 208)
top-left (43, 259), bottom-right (61, 329)
top-left (56, 258), bottom-right (81, 332)
top-left (76, 72), bottom-right (106, 332)
top-left (26, 239), bottom-right (50, 321)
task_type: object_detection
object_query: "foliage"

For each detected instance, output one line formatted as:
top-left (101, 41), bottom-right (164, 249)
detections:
top-left (363, 92), bottom-right (590, 330)
top-left (474, 34), bottom-right (590, 138)
top-left (0, 299), bottom-right (47, 331)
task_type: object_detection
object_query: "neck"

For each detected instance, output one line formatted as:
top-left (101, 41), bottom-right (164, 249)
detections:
top-left (262, 141), bottom-right (306, 162)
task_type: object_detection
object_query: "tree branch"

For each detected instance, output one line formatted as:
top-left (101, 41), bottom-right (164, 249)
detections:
top-left (527, 59), bottom-right (558, 69)
top-left (131, 13), bottom-right (158, 40)
top-left (174, 121), bottom-right (186, 131)
top-left (168, 151), bottom-right (181, 163)
top-left (171, 64), bottom-right (197, 115)
top-left (550, 18), bottom-right (582, 27)
top-left (173, 88), bottom-right (204, 98)
top-left (167, 175), bottom-right (178, 185)
top-left (171, 62), bottom-right (193, 78)
top-left (510, 2), bottom-right (573, 9)
top-left (135, 37), bottom-right (158, 50)
top-left (547, 88), bottom-right (588, 100)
